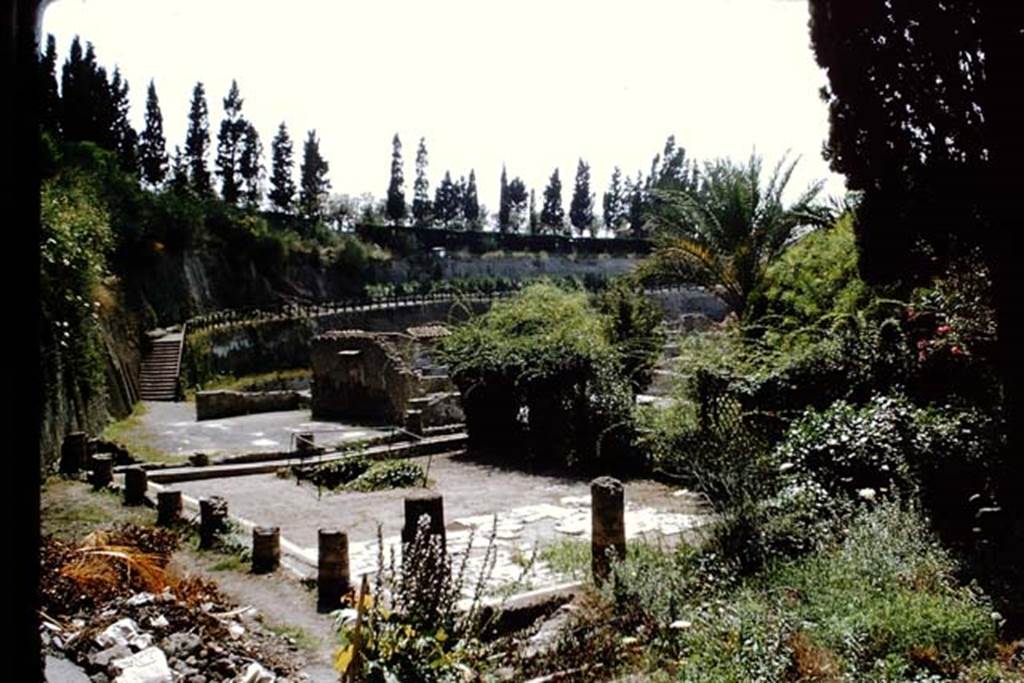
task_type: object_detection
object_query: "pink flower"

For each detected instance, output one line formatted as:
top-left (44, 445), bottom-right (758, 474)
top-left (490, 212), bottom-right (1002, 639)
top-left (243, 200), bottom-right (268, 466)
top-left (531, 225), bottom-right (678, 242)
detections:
top-left (937, 325), bottom-right (951, 335)
top-left (951, 345), bottom-right (964, 356)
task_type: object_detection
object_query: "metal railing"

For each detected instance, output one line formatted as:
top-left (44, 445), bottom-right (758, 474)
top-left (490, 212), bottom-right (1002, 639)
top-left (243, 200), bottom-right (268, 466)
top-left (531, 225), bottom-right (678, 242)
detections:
top-left (184, 283), bottom-right (699, 333)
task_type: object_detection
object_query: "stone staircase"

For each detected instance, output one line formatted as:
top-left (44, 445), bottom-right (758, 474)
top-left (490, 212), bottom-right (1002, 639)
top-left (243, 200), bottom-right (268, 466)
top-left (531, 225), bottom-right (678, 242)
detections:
top-left (139, 332), bottom-right (184, 401)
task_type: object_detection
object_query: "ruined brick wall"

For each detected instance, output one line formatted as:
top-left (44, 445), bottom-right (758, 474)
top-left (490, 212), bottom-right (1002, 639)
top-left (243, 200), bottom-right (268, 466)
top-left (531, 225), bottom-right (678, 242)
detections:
top-left (310, 331), bottom-right (418, 423)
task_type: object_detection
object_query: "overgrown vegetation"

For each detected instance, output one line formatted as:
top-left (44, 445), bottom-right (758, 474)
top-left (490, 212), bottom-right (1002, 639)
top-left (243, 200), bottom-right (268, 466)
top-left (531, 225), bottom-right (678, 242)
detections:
top-left (439, 281), bottom-right (660, 471)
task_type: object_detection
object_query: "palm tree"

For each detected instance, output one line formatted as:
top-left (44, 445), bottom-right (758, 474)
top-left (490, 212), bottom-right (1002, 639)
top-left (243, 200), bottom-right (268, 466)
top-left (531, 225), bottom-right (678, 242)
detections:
top-left (639, 153), bottom-right (832, 317)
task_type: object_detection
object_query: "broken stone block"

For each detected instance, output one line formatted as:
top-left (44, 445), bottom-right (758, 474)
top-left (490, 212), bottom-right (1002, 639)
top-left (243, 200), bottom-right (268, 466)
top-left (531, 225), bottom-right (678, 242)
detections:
top-left (95, 618), bottom-right (143, 649)
top-left (109, 646), bottom-right (172, 683)
top-left (237, 662), bottom-right (277, 683)
top-left (89, 644), bottom-right (132, 668)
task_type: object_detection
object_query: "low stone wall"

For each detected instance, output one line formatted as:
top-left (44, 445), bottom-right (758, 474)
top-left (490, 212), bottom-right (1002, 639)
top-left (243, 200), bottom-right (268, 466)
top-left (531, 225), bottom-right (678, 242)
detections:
top-left (195, 390), bottom-right (310, 421)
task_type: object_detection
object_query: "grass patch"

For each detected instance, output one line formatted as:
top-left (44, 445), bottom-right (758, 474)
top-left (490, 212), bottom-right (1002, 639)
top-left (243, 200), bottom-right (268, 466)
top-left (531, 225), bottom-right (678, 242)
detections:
top-left (184, 368), bottom-right (312, 401)
top-left (266, 623), bottom-right (319, 652)
top-left (40, 478), bottom-right (155, 541)
top-left (209, 555), bottom-right (247, 572)
top-left (100, 402), bottom-right (186, 465)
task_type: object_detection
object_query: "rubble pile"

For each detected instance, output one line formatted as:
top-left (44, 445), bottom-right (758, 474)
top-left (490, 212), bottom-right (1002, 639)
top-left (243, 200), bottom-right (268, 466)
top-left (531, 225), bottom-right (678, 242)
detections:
top-left (40, 525), bottom-right (308, 683)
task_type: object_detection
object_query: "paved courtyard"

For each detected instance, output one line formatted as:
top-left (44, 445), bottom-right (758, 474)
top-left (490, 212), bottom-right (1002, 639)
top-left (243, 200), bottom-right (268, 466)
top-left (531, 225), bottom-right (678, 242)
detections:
top-left (135, 403), bottom-right (715, 596)
top-left (134, 401), bottom-right (389, 458)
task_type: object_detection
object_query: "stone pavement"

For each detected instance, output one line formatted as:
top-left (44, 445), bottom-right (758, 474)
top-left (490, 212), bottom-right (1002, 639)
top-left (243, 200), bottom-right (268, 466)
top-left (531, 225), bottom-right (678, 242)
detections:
top-left (135, 401), bottom-right (388, 459)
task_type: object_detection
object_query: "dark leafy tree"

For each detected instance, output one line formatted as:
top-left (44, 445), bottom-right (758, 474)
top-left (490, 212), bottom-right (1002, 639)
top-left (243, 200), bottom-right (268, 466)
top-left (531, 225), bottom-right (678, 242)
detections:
top-left (108, 68), bottom-right (138, 173)
top-left (215, 80), bottom-right (245, 204)
top-left (507, 177), bottom-right (529, 233)
top-left (185, 82), bottom-right (212, 195)
top-left (298, 129), bottom-right (331, 225)
top-left (385, 133), bottom-right (407, 224)
top-left (138, 80), bottom-right (168, 187)
top-left (540, 168), bottom-right (565, 234)
top-left (433, 172), bottom-right (459, 227)
top-left (529, 189), bottom-right (540, 235)
top-left (498, 165), bottom-right (511, 232)
top-left (569, 159), bottom-right (595, 237)
top-left (412, 137), bottom-right (431, 226)
top-left (60, 38), bottom-right (115, 148)
top-left (463, 170), bottom-right (480, 229)
top-left (269, 123), bottom-right (296, 213)
top-left (603, 166), bottom-right (626, 235)
top-left (39, 34), bottom-right (61, 138)
top-left (238, 122), bottom-right (264, 208)
top-left (809, 1), bottom-right (1024, 509)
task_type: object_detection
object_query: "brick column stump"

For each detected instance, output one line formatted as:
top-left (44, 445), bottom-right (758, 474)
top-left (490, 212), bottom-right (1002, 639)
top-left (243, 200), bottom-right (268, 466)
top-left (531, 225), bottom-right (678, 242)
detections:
top-left (591, 476), bottom-right (626, 583)
top-left (157, 490), bottom-right (182, 526)
top-left (199, 496), bottom-right (229, 549)
top-left (90, 454), bottom-right (113, 490)
top-left (318, 529), bottom-right (350, 612)
top-left (252, 526), bottom-right (281, 574)
top-left (123, 466), bottom-right (148, 506)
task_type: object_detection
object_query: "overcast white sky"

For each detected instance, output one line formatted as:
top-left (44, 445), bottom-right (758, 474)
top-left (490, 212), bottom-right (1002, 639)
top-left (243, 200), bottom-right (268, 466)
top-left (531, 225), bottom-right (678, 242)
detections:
top-left (42, 0), bottom-right (846, 215)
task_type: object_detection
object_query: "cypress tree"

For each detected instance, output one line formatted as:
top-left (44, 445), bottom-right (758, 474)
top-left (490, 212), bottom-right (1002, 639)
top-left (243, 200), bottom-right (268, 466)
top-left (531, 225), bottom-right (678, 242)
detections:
top-left (269, 123), bottom-right (296, 213)
top-left (39, 34), bottom-right (61, 138)
top-left (298, 129), bottom-right (331, 226)
top-left (498, 165), bottom-right (511, 232)
top-left (540, 168), bottom-right (565, 234)
top-left (627, 172), bottom-right (646, 237)
top-left (433, 172), bottom-right (458, 227)
top-left (411, 137), bottom-right (431, 227)
top-left (185, 82), bottom-right (212, 196)
top-left (169, 145), bottom-right (189, 194)
top-left (602, 166), bottom-right (626, 235)
top-left (463, 169), bottom-right (480, 229)
top-left (215, 80), bottom-right (245, 204)
top-left (569, 159), bottom-right (594, 237)
top-left (60, 37), bottom-right (115, 148)
top-left (138, 80), bottom-right (168, 187)
top-left (59, 36), bottom-right (86, 141)
top-left (108, 68), bottom-right (138, 173)
top-left (386, 133), bottom-right (407, 224)
top-left (506, 178), bottom-right (528, 233)
top-left (239, 122), bottom-right (264, 208)
top-left (528, 189), bottom-right (539, 235)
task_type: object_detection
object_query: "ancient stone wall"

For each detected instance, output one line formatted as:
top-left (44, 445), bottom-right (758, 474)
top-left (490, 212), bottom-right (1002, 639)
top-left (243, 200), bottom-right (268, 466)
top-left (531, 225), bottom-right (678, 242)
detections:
top-left (195, 389), bottom-right (309, 421)
top-left (310, 332), bottom-right (418, 423)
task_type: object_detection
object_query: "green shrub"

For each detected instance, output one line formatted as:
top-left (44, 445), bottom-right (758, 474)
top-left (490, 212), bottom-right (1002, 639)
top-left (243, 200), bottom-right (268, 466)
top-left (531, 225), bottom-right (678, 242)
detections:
top-left (775, 394), bottom-right (918, 500)
top-left (346, 460), bottom-right (424, 492)
top-left (594, 278), bottom-right (665, 393)
top-left (440, 283), bottom-right (638, 471)
top-left (308, 456), bottom-right (373, 489)
top-left (749, 214), bottom-right (872, 327)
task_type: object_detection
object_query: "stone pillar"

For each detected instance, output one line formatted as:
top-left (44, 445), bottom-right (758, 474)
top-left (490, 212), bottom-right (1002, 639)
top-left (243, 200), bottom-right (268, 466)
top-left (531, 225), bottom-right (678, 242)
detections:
top-left (402, 492), bottom-right (445, 547)
top-left (156, 490), bottom-right (182, 526)
top-left (123, 466), bottom-right (148, 506)
top-left (60, 432), bottom-right (89, 474)
top-left (591, 476), bottom-right (626, 583)
top-left (252, 526), bottom-right (281, 574)
top-left (199, 496), bottom-right (229, 549)
top-left (90, 454), bottom-right (113, 490)
top-left (318, 529), bottom-right (350, 612)
top-left (296, 432), bottom-right (315, 455)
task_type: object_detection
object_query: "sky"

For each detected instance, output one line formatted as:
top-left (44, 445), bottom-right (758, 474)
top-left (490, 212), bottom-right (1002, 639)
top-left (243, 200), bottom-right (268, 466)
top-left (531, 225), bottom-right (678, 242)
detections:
top-left (42, 0), bottom-right (846, 217)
